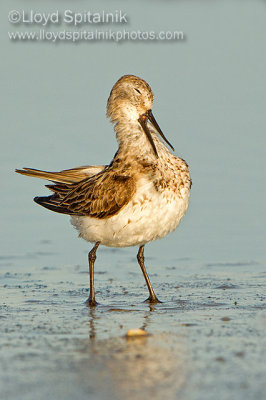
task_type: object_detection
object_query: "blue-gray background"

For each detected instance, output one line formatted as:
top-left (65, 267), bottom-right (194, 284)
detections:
top-left (1, 2), bottom-right (266, 400)
top-left (1, 0), bottom-right (265, 266)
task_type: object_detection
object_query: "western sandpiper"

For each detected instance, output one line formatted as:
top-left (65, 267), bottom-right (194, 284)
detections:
top-left (16, 75), bottom-right (191, 306)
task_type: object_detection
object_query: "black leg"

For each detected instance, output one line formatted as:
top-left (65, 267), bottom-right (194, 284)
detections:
top-left (137, 245), bottom-right (161, 303)
top-left (86, 242), bottom-right (100, 307)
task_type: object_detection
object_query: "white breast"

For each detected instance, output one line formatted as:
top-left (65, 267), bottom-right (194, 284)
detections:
top-left (71, 177), bottom-right (190, 248)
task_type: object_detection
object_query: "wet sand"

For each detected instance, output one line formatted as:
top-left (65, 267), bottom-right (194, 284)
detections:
top-left (1, 250), bottom-right (266, 400)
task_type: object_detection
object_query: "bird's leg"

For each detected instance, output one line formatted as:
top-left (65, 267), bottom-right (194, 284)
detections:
top-left (86, 242), bottom-right (100, 307)
top-left (137, 245), bottom-right (161, 304)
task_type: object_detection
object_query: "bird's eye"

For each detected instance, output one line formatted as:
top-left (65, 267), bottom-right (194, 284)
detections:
top-left (134, 88), bottom-right (141, 94)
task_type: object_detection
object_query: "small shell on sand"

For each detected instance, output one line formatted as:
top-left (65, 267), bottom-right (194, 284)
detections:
top-left (126, 328), bottom-right (148, 337)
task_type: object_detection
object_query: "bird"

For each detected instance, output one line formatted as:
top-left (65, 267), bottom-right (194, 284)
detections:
top-left (16, 75), bottom-right (191, 306)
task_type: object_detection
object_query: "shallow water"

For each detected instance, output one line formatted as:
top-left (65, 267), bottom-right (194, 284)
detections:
top-left (1, 0), bottom-right (266, 399)
top-left (1, 250), bottom-right (266, 400)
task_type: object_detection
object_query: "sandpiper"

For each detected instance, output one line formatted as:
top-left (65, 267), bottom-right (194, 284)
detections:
top-left (16, 75), bottom-right (191, 306)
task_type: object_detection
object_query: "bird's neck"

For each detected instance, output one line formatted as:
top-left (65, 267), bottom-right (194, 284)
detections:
top-left (114, 120), bottom-right (169, 162)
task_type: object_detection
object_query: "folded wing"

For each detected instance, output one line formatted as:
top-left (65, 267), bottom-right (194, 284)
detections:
top-left (16, 166), bottom-right (136, 218)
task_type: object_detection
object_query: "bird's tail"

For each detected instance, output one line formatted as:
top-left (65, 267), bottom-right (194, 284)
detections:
top-left (15, 165), bottom-right (106, 184)
top-left (15, 168), bottom-right (69, 183)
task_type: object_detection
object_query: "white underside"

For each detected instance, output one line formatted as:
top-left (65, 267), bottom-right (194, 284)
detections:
top-left (71, 177), bottom-right (189, 248)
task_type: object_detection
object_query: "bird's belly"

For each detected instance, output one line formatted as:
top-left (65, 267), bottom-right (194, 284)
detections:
top-left (71, 185), bottom-right (189, 248)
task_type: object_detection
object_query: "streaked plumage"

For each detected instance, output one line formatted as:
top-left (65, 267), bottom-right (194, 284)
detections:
top-left (16, 75), bottom-right (191, 305)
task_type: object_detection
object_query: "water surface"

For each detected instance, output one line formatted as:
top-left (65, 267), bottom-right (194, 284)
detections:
top-left (1, 0), bottom-right (266, 399)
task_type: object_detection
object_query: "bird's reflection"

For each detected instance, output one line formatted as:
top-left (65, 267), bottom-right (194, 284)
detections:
top-left (141, 304), bottom-right (156, 331)
top-left (84, 303), bottom-right (186, 400)
top-left (88, 306), bottom-right (97, 340)
top-left (87, 303), bottom-right (156, 340)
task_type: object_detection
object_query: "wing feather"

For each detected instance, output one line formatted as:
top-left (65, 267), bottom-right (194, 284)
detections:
top-left (16, 164), bottom-right (136, 218)
top-left (34, 169), bottom-right (136, 218)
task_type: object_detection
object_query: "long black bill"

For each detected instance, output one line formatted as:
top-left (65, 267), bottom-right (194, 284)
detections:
top-left (138, 109), bottom-right (174, 158)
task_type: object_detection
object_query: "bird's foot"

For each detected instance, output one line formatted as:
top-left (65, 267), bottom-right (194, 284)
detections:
top-left (85, 297), bottom-right (98, 307)
top-left (144, 296), bottom-right (162, 304)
